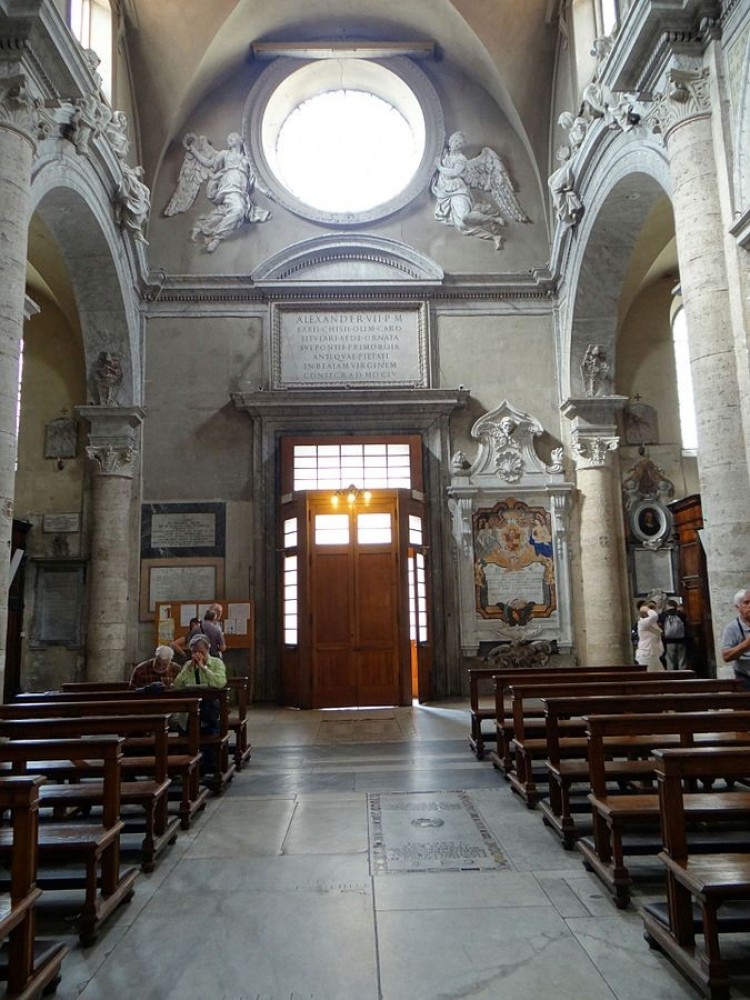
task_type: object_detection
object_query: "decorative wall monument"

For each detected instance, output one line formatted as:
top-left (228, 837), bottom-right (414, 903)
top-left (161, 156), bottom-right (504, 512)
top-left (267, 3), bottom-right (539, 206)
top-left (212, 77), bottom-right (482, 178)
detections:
top-left (43, 417), bottom-right (78, 462)
top-left (447, 399), bottom-right (573, 654)
top-left (473, 497), bottom-right (556, 621)
top-left (271, 303), bottom-right (429, 389)
top-left (622, 457), bottom-right (677, 595)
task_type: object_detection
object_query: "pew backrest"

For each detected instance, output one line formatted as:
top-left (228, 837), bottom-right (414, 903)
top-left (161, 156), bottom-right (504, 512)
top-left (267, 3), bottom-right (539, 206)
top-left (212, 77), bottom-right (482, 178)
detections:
top-left (585, 711), bottom-right (750, 798)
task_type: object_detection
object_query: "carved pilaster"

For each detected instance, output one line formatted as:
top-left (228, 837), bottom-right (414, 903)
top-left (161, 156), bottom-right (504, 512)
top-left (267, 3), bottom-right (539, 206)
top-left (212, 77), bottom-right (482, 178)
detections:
top-left (447, 495), bottom-right (473, 557)
top-left (646, 66), bottom-right (712, 140)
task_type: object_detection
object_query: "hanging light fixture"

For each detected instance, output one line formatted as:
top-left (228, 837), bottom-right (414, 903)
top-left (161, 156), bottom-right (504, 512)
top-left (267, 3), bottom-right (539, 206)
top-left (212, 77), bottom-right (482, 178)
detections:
top-left (331, 483), bottom-right (372, 507)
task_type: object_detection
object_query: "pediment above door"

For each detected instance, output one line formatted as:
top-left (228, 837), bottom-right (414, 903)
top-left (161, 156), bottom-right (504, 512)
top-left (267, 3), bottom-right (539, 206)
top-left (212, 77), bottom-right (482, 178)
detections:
top-left (251, 235), bottom-right (444, 287)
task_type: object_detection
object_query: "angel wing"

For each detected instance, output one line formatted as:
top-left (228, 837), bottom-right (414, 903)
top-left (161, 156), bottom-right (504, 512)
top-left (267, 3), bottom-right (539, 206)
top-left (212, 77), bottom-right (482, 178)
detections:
top-left (463, 146), bottom-right (530, 224)
top-left (163, 133), bottom-right (217, 217)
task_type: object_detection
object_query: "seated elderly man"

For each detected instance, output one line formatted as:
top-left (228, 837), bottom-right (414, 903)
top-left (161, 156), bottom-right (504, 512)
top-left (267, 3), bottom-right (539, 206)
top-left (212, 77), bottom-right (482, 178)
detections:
top-left (129, 645), bottom-right (181, 689)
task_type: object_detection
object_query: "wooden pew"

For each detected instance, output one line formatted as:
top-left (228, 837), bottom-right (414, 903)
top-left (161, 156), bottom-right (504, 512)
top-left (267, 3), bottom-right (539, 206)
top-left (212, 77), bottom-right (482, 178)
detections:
top-left (8, 694), bottom-right (209, 827)
top-left (580, 711), bottom-right (750, 909)
top-left (16, 687), bottom-right (236, 796)
top-left (541, 687), bottom-right (750, 848)
top-left (642, 746), bottom-right (750, 1000)
top-left (505, 674), bottom-right (714, 804)
top-left (0, 712), bottom-right (178, 872)
top-left (489, 666), bottom-right (681, 774)
top-left (227, 675), bottom-right (252, 771)
top-left (5, 692), bottom-right (209, 830)
top-left (0, 776), bottom-right (67, 997)
top-left (468, 663), bottom-right (646, 759)
top-left (0, 737), bottom-right (138, 946)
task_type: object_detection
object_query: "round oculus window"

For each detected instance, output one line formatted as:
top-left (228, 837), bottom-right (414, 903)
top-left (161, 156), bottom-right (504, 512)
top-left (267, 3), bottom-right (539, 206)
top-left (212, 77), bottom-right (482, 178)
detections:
top-left (244, 57), bottom-right (444, 225)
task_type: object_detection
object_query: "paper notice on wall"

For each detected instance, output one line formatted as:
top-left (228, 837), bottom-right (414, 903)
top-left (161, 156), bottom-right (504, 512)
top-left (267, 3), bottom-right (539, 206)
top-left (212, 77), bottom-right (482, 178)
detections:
top-left (224, 618), bottom-right (248, 636)
top-left (228, 603), bottom-right (251, 621)
top-left (179, 605), bottom-right (198, 626)
top-left (158, 619), bottom-right (175, 642)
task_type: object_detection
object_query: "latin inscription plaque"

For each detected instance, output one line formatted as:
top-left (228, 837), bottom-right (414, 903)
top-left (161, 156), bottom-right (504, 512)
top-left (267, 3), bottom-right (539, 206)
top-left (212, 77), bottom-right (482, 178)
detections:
top-left (150, 513), bottom-right (216, 549)
top-left (141, 503), bottom-right (225, 559)
top-left (272, 304), bottom-right (428, 389)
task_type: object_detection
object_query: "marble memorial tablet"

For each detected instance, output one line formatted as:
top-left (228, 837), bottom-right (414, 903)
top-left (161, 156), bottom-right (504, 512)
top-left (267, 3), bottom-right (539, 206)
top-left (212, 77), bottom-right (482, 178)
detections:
top-left (272, 304), bottom-right (428, 389)
top-left (141, 503), bottom-right (225, 558)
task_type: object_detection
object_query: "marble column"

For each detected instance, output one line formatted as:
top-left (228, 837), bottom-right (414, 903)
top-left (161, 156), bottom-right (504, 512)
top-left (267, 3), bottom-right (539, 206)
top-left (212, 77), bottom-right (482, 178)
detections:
top-left (0, 84), bottom-right (37, 690)
top-left (649, 66), bottom-right (750, 651)
top-left (78, 406), bottom-right (144, 682)
top-left (562, 396), bottom-right (630, 665)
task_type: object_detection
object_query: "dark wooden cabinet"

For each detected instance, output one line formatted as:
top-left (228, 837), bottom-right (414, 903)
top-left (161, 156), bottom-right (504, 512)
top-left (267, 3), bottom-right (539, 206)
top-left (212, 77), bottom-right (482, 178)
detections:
top-left (669, 495), bottom-right (714, 676)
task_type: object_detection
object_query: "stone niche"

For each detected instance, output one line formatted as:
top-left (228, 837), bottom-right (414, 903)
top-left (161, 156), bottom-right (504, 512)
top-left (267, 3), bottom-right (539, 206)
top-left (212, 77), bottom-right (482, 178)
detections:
top-left (447, 399), bottom-right (573, 655)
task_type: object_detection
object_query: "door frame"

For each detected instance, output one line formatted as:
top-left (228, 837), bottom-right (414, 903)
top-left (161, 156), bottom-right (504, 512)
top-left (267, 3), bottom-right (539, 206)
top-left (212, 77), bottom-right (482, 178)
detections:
top-left (233, 388), bottom-right (467, 702)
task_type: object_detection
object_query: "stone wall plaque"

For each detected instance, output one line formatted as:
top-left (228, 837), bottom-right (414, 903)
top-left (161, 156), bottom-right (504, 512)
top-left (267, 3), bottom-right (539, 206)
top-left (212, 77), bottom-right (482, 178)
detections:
top-left (141, 503), bottom-right (225, 558)
top-left (42, 513), bottom-right (81, 534)
top-left (272, 303), bottom-right (429, 389)
top-left (30, 563), bottom-right (84, 646)
top-left (633, 547), bottom-right (676, 595)
top-left (139, 557), bottom-right (224, 620)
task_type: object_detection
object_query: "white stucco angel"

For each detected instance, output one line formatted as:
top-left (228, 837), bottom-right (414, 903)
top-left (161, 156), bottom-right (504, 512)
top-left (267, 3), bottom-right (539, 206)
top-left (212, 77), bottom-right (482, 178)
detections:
top-left (164, 131), bottom-right (271, 252)
top-left (431, 131), bottom-right (529, 250)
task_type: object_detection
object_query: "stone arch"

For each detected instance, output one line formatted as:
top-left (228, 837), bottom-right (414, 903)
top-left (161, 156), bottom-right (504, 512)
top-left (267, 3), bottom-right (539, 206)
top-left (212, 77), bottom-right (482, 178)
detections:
top-left (558, 131), bottom-right (672, 401)
top-left (27, 149), bottom-right (143, 406)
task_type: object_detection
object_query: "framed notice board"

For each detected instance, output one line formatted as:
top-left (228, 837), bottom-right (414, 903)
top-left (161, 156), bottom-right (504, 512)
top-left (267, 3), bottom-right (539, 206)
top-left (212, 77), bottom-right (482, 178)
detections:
top-left (154, 599), bottom-right (255, 662)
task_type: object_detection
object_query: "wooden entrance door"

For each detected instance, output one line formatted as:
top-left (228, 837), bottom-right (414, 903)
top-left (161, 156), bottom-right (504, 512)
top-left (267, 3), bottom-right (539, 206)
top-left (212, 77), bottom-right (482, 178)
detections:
top-left (308, 495), bottom-right (401, 707)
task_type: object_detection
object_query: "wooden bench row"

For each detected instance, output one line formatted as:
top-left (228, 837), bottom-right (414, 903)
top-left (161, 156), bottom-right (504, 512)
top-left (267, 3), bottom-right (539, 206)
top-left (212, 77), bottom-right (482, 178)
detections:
top-left (643, 746), bottom-right (750, 1000)
top-left (59, 676), bottom-right (253, 772)
top-left (467, 662), bottom-right (647, 758)
top-left (0, 776), bottom-right (68, 998)
top-left (0, 736), bottom-right (138, 948)
top-left (467, 668), bottom-right (750, 998)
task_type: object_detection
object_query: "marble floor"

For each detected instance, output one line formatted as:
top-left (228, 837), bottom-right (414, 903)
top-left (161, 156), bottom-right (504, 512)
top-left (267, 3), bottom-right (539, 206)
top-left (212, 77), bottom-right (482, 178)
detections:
top-left (47, 701), bottom-right (750, 1000)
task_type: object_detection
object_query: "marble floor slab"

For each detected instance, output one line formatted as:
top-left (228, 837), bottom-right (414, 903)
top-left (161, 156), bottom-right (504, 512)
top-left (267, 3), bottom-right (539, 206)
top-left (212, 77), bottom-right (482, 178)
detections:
top-left (369, 789), bottom-right (509, 872)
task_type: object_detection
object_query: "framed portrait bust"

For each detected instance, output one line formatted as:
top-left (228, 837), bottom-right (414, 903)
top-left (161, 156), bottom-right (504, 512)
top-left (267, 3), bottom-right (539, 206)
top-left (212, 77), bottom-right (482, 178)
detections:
top-left (630, 500), bottom-right (671, 545)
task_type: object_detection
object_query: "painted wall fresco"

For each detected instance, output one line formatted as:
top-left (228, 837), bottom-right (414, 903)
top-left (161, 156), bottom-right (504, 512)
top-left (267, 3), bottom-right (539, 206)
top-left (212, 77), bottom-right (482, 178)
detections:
top-left (473, 497), bottom-right (556, 623)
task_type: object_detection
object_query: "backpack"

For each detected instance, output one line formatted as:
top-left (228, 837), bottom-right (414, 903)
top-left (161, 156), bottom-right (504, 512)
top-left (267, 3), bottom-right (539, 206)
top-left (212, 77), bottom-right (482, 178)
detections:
top-left (663, 610), bottom-right (685, 640)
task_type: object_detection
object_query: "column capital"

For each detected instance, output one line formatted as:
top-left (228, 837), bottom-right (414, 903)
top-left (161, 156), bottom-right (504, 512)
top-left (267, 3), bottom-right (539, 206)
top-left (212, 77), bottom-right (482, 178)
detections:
top-left (572, 435), bottom-right (620, 470)
top-left (646, 66), bottom-right (712, 140)
top-left (0, 75), bottom-right (43, 149)
top-left (77, 405), bottom-right (145, 479)
top-left (85, 443), bottom-right (137, 477)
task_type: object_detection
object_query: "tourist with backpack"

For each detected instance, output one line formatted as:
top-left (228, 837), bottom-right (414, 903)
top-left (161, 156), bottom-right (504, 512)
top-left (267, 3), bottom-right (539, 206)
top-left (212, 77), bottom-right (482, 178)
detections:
top-left (659, 599), bottom-right (688, 670)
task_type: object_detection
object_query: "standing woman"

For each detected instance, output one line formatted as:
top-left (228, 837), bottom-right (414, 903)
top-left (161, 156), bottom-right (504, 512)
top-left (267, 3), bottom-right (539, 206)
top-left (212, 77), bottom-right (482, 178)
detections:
top-left (635, 599), bottom-right (664, 671)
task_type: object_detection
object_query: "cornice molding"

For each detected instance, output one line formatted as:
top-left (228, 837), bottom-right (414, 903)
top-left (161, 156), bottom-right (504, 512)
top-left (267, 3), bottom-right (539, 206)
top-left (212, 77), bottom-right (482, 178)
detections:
top-left (144, 268), bottom-right (558, 309)
top-left (603, 0), bottom-right (722, 95)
